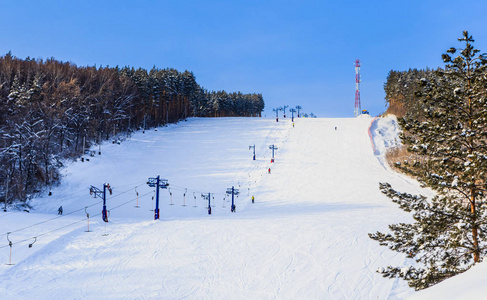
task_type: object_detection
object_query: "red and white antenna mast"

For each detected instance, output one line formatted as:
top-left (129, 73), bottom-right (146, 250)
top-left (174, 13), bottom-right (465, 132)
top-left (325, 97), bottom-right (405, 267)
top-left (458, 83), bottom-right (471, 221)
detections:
top-left (354, 59), bottom-right (361, 117)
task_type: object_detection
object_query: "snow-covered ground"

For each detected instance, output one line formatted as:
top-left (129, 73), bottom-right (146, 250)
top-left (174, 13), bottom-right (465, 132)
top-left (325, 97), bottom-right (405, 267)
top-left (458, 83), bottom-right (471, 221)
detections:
top-left (0, 115), bottom-right (470, 299)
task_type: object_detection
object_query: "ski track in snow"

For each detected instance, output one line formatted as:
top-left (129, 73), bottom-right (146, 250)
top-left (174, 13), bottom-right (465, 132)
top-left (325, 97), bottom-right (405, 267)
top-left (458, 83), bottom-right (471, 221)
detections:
top-left (0, 116), bottom-right (423, 299)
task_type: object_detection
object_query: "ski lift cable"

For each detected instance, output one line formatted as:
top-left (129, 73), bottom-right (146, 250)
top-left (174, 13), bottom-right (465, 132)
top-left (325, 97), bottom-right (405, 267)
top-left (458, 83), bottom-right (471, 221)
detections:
top-left (0, 200), bottom-right (103, 238)
top-left (168, 183), bottom-right (226, 196)
top-left (108, 182), bottom-right (146, 199)
top-left (163, 185), bottom-right (192, 194)
top-left (0, 191), bottom-right (155, 250)
top-left (32, 180), bottom-right (144, 204)
top-left (156, 183), bottom-right (203, 195)
top-left (109, 190), bottom-right (153, 211)
top-left (110, 180), bottom-right (146, 190)
top-left (0, 180), bottom-right (144, 237)
top-left (0, 184), bottom-right (140, 237)
top-left (0, 216), bottom-right (89, 250)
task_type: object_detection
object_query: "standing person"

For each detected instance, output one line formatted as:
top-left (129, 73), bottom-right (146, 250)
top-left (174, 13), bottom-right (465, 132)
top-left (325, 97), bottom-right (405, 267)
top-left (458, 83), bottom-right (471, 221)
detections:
top-left (251, 195), bottom-right (254, 203)
top-left (268, 168), bottom-right (271, 174)
top-left (58, 206), bottom-right (63, 215)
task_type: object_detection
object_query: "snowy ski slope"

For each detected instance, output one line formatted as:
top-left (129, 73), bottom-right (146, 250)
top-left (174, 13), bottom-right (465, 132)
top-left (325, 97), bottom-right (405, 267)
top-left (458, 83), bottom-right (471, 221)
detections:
top-left (0, 116), bottom-right (428, 299)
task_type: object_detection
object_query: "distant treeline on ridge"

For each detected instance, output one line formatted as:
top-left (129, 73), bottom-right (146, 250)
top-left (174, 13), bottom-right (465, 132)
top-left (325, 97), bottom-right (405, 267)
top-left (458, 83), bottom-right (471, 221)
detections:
top-left (0, 52), bottom-right (264, 203)
top-left (384, 68), bottom-right (436, 119)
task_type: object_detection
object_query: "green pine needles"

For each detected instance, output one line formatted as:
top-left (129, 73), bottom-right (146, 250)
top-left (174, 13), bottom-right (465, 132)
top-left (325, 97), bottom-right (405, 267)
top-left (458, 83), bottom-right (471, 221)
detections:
top-left (369, 31), bottom-right (487, 290)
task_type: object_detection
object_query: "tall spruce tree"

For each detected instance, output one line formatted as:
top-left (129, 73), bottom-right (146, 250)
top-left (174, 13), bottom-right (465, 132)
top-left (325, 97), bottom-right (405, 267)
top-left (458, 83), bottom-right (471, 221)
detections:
top-left (369, 31), bottom-right (487, 290)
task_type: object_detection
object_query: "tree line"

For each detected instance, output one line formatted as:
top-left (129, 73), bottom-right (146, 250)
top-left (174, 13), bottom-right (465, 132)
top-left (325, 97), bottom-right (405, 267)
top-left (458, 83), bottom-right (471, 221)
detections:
top-left (0, 52), bottom-right (264, 203)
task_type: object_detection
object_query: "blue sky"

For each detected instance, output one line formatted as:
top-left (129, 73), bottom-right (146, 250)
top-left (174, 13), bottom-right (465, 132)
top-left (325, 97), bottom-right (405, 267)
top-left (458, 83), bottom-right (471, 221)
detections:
top-left (1, 0), bottom-right (487, 117)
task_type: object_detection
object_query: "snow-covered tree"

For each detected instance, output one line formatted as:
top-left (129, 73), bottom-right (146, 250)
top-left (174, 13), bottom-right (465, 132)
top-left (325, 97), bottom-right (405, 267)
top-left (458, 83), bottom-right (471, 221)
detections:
top-left (369, 31), bottom-right (487, 290)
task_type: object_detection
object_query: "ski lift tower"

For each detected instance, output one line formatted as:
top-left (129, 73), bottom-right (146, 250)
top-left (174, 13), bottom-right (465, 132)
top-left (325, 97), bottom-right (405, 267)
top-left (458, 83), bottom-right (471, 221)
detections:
top-left (89, 183), bottom-right (113, 222)
top-left (289, 108), bottom-right (296, 122)
top-left (354, 59), bottom-right (361, 117)
top-left (282, 105), bottom-right (289, 118)
top-left (249, 145), bottom-right (256, 160)
top-left (269, 144), bottom-right (278, 163)
top-left (272, 107), bottom-right (282, 122)
top-left (226, 186), bottom-right (240, 213)
top-left (201, 193), bottom-right (212, 214)
top-left (295, 105), bottom-right (302, 118)
top-left (147, 175), bottom-right (169, 220)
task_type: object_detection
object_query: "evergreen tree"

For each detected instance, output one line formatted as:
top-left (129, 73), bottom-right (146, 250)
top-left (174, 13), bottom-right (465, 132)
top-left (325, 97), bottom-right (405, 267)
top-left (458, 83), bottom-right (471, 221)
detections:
top-left (369, 31), bottom-right (487, 290)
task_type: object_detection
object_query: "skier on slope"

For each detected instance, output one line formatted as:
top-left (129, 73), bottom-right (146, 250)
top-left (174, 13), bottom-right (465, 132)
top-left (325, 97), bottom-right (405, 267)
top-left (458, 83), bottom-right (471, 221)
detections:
top-left (252, 195), bottom-right (254, 203)
top-left (58, 206), bottom-right (63, 215)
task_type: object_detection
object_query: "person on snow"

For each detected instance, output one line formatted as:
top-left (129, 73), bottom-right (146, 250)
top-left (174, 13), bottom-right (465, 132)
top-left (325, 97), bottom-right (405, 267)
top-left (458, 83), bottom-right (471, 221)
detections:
top-left (252, 195), bottom-right (255, 203)
top-left (58, 206), bottom-right (63, 215)
top-left (268, 168), bottom-right (271, 174)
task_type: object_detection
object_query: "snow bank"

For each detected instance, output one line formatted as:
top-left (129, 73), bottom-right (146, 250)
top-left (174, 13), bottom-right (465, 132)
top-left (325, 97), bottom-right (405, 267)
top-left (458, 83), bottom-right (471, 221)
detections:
top-left (369, 114), bottom-right (402, 168)
top-left (409, 261), bottom-right (487, 299)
